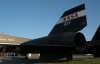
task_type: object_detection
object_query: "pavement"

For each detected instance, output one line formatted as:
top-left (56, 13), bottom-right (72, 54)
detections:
top-left (0, 56), bottom-right (41, 64)
top-left (0, 55), bottom-right (99, 64)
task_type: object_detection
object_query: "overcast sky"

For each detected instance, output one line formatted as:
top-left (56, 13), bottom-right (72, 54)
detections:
top-left (0, 0), bottom-right (100, 41)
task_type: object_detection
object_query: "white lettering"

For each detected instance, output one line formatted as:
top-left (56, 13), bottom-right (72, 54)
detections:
top-left (0, 38), bottom-right (15, 42)
top-left (8, 39), bottom-right (15, 41)
top-left (57, 10), bottom-right (86, 25)
top-left (0, 38), bottom-right (7, 41)
top-left (64, 21), bottom-right (71, 26)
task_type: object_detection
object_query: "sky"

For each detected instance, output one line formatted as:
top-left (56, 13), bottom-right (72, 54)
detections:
top-left (0, 0), bottom-right (100, 41)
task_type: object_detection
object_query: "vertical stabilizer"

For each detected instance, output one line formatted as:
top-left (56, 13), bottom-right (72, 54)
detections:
top-left (49, 4), bottom-right (87, 35)
top-left (92, 25), bottom-right (100, 41)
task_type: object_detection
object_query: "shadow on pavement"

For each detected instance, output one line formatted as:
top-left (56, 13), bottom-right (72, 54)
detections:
top-left (0, 56), bottom-right (95, 64)
top-left (0, 57), bottom-right (68, 64)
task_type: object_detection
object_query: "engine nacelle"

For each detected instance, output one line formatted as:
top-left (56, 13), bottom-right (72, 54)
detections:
top-left (51, 32), bottom-right (86, 52)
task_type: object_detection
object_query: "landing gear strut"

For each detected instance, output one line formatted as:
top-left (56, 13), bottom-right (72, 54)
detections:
top-left (20, 53), bottom-right (28, 59)
top-left (66, 54), bottom-right (73, 61)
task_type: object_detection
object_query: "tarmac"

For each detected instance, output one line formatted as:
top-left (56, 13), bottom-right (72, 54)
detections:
top-left (0, 55), bottom-right (99, 64)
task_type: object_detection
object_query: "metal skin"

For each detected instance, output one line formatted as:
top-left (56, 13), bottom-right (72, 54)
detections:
top-left (20, 32), bottom-right (86, 52)
top-left (20, 32), bottom-right (86, 61)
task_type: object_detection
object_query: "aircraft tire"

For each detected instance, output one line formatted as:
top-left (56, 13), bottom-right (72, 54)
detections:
top-left (66, 54), bottom-right (73, 61)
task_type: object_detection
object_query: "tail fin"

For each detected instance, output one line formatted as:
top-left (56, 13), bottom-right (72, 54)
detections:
top-left (49, 4), bottom-right (87, 35)
top-left (92, 25), bottom-right (100, 41)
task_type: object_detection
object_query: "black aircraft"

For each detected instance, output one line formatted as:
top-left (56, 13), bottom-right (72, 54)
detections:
top-left (19, 4), bottom-right (87, 61)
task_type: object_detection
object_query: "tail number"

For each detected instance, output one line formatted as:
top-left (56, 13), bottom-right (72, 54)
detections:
top-left (64, 21), bottom-right (71, 26)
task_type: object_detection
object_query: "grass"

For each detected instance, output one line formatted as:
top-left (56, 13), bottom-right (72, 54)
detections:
top-left (41, 59), bottom-right (100, 64)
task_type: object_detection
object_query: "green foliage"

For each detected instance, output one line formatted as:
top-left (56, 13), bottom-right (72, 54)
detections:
top-left (41, 59), bottom-right (100, 64)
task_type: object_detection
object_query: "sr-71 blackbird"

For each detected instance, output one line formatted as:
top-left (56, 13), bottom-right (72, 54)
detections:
top-left (1, 4), bottom-right (100, 61)
top-left (19, 4), bottom-right (87, 61)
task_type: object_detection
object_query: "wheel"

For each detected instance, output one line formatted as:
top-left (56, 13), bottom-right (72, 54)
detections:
top-left (66, 54), bottom-right (73, 61)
